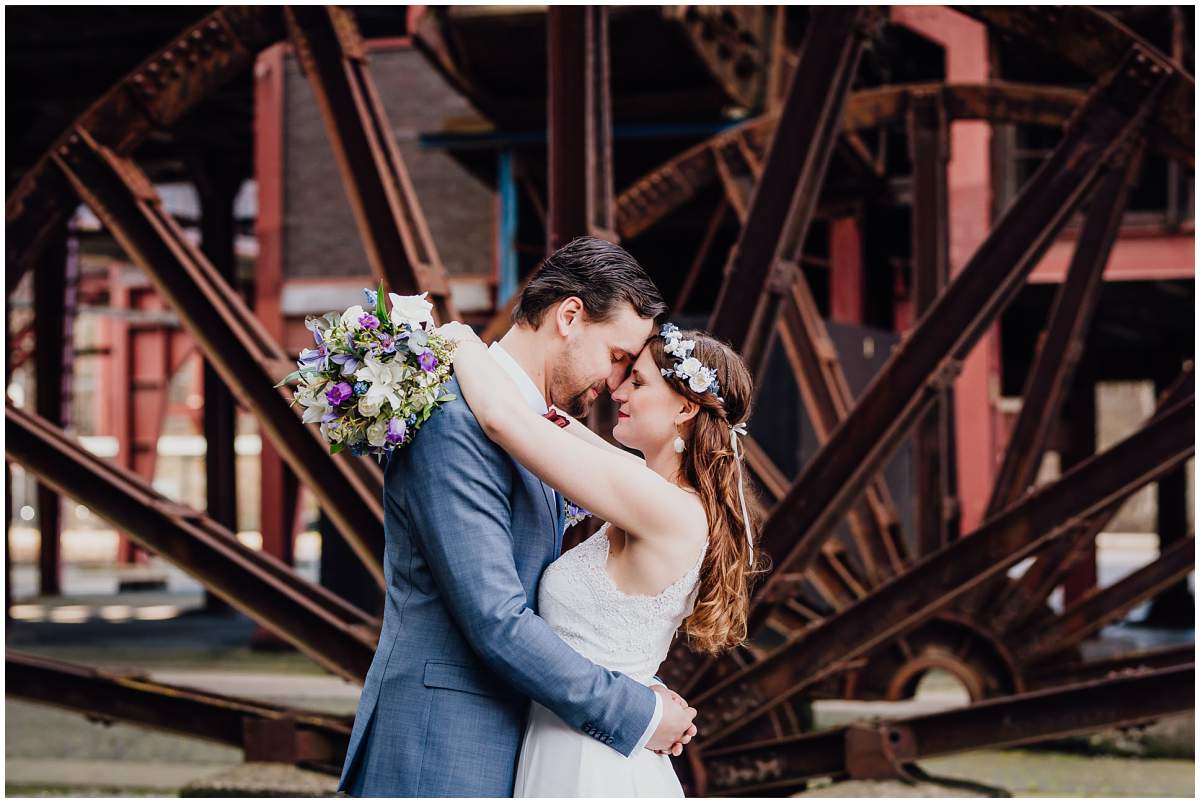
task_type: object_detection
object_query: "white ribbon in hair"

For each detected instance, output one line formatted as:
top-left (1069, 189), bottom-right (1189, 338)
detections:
top-left (729, 421), bottom-right (755, 569)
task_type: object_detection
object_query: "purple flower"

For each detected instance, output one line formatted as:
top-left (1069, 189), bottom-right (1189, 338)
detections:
top-left (331, 353), bottom-right (358, 377)
top-left (418, 350), bottom-right (439, 373)
top-left (378, 333), bottom-right (396, 354)
top-left (298, 342), bottom-right (329, 370)
top-left (358, 313), bottom-right (380, 330)
top-left (386, 417), bottom-right (407, 444)
top-left (326, 382), bottom-right (353, 406)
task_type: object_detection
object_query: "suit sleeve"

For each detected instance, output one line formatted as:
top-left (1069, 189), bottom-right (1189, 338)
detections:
top-left (399, 400), bottom-right (657, 756)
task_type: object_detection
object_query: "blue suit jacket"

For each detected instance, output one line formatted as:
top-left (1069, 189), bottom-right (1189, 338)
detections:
top-left (338, 378), bottom-right (657, 796)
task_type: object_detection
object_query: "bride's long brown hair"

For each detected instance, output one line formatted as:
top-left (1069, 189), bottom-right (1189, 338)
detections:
top-left (647, 329), bottom-right (767, 654)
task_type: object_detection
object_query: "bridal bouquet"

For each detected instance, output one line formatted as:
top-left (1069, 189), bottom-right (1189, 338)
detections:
top-left (277, 284), bottom-right (458, 459)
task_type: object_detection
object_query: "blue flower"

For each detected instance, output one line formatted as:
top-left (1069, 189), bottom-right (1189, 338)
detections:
top-left (363, 288), bottom-right (378, 307)
top-left (353, 381), bottom-right (369, 396)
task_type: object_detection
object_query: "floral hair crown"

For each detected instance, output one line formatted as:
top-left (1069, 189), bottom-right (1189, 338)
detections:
top-left (659, 323), bottom-right (724, 402)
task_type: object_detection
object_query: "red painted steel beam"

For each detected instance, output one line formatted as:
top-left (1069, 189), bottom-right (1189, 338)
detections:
top-left (6, 404), bottom-right (378, 682)
top-left (547, 6), bottom-right (615, 248)
top-left (50, 127), bottom-right (386, 588)
top-left (7, 651), bottom-right (351, 770)
top-left (741, 46), bottom-right (1175, 634)
top-left (285, 6), bottom-right (458, 323)
top-left (708, 7), bottom-right (876, 371)
top-left (688, 395), bottom-right (1193, 748)
top-left (699, 663), bottom-right (1194, 796)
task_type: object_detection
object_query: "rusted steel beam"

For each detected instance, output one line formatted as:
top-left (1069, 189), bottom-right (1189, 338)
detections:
top-left (6, 404), bottom-right (378, 682)
top-left (666, 6), bottom-right (769, 110)
top-left (50, 128), bottom-right (385, 587)
top-left (699, 663), bottom-right (1194, 796)
top-left (977, 367), bottom-right (1193, 630)
top-left (742, 47), bottom-right (1174, 631)
top-left (1025, 644), bottom-right (1195, 690)
top-left (1017, 533), bottom-right (1195, 666)
top-left (708, 7), bottom-right (875, 370)
top-left (956, 140), bottom-right (1148, 617)
top-left (613, 77), bottom-right (1193, 243)
top-left (675, 198), bottom-right (729, 312)
top-left (908, 88), bottom-right (957, 557)
top-left (285, 6), bottom-right (457, 323)
top-left (6, 7), bottom-right (286, 288)
top-left (688, 395), bottom-right (1192, 747)
top-left (547, 6), bottom-right (615, 247)
top-left (33, 220), bottom-right (69, 595)
top-left (957, 6), bottom-right (1193, 165)
top-left (988, 145), bottom-right (1145, 520)
top-left (777, 274), bottom-right (906, 585)
top-left (711, 131), bottom-right (761, 224)
top-left (7, 651), bottom-right (351, 770)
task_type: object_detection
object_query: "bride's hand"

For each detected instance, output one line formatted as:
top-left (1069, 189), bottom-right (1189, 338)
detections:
top-left (434, 320), bottom-right (482, 347)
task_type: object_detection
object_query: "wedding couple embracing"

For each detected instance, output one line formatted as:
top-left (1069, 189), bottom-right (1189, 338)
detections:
top-left (337, 237), bottom-right (762, 797)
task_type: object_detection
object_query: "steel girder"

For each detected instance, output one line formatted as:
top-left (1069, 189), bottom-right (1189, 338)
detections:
top-left (956, 142), bottom-right (1148, 618)
top-left (695, 664), bottom-right (1194, 796)
top-left (6, 404), bottom-right (378, 682)
top-left (1024, 644), bottom-right (1194, 690)
top-left (707, 7), bottom-right (877, 371)
top-left (688, 394), bottom-right (1192, 747)
top-left (908, 88), bottom-right (959, 558)
top-left (613, 77), bottom-right (1191, 243)
top-left (6, 7), bottom-right (287, 289)
top-left (740, 45), bottom-right (1174, 633)
top-left (7, 652), bottom-right (352, 770)
top-left (548, 6), bottom-right (616, 248)
top-left (957, 6), bottom-right (1194, 165)
top-left (49, 127), bottom-right (386, 588)
top-left (285, 6), bottom-right (458, 323)
top-left (1016, 533), bottom-right (1196, 665)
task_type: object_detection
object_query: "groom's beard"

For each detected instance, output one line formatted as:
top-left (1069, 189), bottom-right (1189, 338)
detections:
top-left (556, 382), bottom-right (600, 418)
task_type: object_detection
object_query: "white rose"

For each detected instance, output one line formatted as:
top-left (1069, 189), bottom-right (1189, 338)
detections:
top-left (366, 420), bottom-right (389, 447)
top-left (389, 292), bottom-right (435, 327)
top-left (688, 366), bottom-right (714, 394)
top-left (678, 357), bottom-right (703, 377)
top-left (340, 304), bottom-right (366, 330)
top-left (358, 394), bottom-right (383, 417)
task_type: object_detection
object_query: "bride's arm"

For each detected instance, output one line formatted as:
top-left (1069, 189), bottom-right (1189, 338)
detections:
top-left (443, 329), bottom-right (698, 540)
top-left (555, 411), bottom-right (644, 465)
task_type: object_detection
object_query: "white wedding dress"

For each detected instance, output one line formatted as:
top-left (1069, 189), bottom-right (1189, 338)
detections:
top-left (513, 522), bottom-right (706, 797)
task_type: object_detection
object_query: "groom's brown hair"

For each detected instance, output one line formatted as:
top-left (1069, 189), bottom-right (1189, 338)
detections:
top-left (513, 236), bottom-right (666, 328)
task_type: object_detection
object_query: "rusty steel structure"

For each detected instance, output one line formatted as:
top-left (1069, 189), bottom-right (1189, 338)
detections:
top-left (5, 5), bottom-right (1194, 794)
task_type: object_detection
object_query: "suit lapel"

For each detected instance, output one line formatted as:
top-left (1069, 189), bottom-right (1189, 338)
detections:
top-left (537, 481), bottom-right (560, 552)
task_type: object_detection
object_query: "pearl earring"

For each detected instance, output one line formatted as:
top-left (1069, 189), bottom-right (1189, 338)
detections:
top-left (673, 433), bottom-right (686, 454)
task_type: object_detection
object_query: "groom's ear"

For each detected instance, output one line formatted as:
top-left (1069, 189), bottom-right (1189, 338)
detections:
top-left (553, 296), bottom-right (585, 337)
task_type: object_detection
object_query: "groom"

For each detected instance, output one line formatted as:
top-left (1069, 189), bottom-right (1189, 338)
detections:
top-left (338, 237), bottom-right (698, 796)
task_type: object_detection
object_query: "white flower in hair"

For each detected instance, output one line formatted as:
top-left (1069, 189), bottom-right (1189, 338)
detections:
top-left (678, 356), bottom-right (703, 377)
top-left (689, 366), bottom-right (716, 394)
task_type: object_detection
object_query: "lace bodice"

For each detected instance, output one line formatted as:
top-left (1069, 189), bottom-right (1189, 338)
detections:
top-left (537, 522), bottom-right (706, 685)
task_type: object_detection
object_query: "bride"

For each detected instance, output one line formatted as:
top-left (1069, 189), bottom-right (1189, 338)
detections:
top-left (435, 319), bottom-right (762, 796)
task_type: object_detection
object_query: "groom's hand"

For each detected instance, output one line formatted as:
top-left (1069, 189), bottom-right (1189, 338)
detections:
top-left (647, 685), bottom-right (697, 756)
